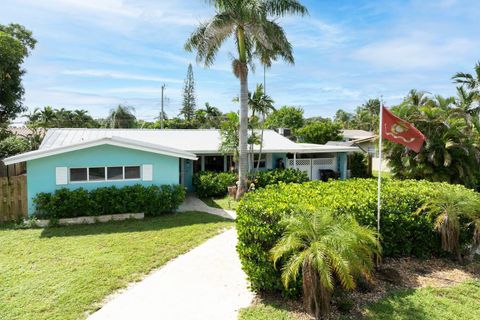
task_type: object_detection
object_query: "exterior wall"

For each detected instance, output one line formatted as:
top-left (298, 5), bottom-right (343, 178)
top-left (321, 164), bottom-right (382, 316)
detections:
top-left (27, 145), bottom-right (180, 215)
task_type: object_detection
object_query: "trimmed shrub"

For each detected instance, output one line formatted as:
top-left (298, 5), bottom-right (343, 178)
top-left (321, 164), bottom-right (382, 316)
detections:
top-left (236, 179), bottom-right (479, 295)
top-left (33, 184), bottom-right (186, 219)
top-left (193, 171), bottom-right (237, 198)
top-left (248, 168), bottom-right (309, 188)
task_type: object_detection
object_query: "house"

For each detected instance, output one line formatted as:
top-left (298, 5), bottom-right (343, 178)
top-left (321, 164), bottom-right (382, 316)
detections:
top-left (4, 128), bottom-right (358, 215)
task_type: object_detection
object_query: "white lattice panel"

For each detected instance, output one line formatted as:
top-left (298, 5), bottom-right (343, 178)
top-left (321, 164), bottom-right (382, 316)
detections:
top-left (287, 157), bottom-right (337, 180)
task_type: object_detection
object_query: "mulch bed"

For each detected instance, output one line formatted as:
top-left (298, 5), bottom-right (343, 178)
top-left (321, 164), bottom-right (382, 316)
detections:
top-left (252, 258), bottom-right (480, 319)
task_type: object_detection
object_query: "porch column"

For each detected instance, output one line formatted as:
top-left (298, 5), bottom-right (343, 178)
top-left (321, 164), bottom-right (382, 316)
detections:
top-left (201, 156), bottom-right (205, 171)
top-left (223, 155), bottom-right (227, 172)
top-left (293, 153), bottom-right (297, 169)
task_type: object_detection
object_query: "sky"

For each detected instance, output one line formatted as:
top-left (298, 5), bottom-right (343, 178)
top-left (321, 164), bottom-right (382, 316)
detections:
top-left (2, 0), bottom-right (480, 123)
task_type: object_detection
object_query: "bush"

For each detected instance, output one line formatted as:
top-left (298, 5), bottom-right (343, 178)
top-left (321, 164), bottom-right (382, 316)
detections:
top-left (193, 171), bottom-right (236, 198)
top-left (236, 179), bottom-right (479, 295)
top-left (349, 152), bottom-right (370, 178)
top-left (248, 168), bottom-right (309, 188)
top-left (33, 184), bottom-right (186, 219)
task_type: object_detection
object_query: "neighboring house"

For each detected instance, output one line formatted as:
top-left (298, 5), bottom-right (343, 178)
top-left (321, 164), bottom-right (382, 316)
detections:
top-left (4, 129), bottom-right (358, 215)
top-left (329, 130), bottom-right (391, 173)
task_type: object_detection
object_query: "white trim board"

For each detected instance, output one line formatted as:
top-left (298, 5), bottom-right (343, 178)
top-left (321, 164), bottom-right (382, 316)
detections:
top-left (4, 136), bottom-right (198, 165)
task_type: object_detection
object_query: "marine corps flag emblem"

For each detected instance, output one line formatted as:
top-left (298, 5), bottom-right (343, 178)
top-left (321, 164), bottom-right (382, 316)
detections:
top-left (381, 106), bottom-right (426, 153)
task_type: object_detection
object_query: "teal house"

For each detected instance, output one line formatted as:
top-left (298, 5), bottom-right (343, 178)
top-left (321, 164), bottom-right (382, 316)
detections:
top-left (4, 129), bottom-right (358, 215)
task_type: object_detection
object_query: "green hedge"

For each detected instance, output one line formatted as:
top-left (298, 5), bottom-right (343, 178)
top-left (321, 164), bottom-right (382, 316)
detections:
top-left (193, 171), bottom-right (237, 198)
top-left (193, 169), bottom-right (309, 198)
top-left (248, 168), bottom-right (309, 189)
top-left (33, 184), bottom-right (186, 219)
top-left (236, 179), bottom-right (478, 295)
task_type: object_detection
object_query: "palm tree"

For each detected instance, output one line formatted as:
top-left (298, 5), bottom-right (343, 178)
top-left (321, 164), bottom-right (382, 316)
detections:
top-left (38, 106), bottom-right (56, 128)
top-left (419, 189), bottom-right (480, 261)
top-left (185, 0), bottom-right (308, 199)
top-left (383, 99), bottom-right (480, 188)
top-left (204, 102), bottom-right (222, 128)
top-left (248, 84), bottom-right (275, 171)
top-left (452, 85), bottom-right (480, 134)
top-left (107, 105), bottom-right (137, 128)
top-left (271, 210), bottom-right (380, 319)
top-left (453, 61), bottom-right (480, 92)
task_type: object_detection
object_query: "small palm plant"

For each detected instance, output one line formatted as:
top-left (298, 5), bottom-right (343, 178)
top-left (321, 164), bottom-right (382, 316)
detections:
top-left (419, 189), bottom-right (480, 261)
top-left (271, 210), bottom-right (381, 319)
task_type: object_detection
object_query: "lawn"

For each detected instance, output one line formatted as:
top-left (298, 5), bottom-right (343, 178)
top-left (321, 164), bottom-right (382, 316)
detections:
top-left (201, 195), bottom-right (239, 210)
top-left (362, 280), bottom-right (480, 320)
top-left (0, 212), bottom-right (232, 320)
top-left (239, 280), bottom-right (480, 320)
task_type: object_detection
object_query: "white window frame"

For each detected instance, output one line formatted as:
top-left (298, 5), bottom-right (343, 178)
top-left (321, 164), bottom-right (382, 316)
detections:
top-left (69, 165), bottom-right (142, 184)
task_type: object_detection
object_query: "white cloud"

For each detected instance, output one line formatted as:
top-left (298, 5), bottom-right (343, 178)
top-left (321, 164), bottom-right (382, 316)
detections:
top-left (283, 17), bottom-right (348, 50)
top-left (62, 69), bottom-right (183, 83)
top-left (353, 36), bottom-right (476, 69)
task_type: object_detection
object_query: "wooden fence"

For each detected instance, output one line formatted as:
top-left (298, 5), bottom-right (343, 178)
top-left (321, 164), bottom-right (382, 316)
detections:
top-left (0, 161), bottom-right (26, 177)
top-left (0, 175), bottom-right (28, 222)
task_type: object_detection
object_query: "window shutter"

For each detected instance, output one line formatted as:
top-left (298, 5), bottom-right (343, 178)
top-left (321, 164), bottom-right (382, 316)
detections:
top-left (142, 164), bottom-right (153, 181)
top-left (56, 167), bottom-right (68, 185)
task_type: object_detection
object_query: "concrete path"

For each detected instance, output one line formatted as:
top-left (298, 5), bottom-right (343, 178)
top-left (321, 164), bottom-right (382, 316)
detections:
top-left (178, 194), bottom-right (236, 219)
top-left (88, 228), bottom-right (253, 320)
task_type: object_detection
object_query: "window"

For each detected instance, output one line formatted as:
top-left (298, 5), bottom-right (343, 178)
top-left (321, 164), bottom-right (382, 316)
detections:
top-left (70, 168), bottom-right (87, 182)
top-left (204, 155), bottom-right (224, 172)
top-left (125, 166), bottom-right (141, 179)
top-left (89, 167), bottom-right (105, 181)
top-left (107, 167), bottom-right (123, 180)
top-left (69, 166), bottom-right (141, 183)
top-left (253, 154), bottom-right (266, 168)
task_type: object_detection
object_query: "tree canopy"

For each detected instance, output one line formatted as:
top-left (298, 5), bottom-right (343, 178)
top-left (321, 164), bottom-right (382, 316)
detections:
top-left (266, 105), bottom-right (305, 131)
top-left (0, 23), bottom-right (36, 124)
top-left (296, 119), bottom-right (343, 144)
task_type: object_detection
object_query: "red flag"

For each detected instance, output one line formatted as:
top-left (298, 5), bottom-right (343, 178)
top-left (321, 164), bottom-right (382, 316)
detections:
top-left (381, 106), bottom-right (426, 153)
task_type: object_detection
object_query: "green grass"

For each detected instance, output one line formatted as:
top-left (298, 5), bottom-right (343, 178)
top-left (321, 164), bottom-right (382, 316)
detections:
top-left (0, 212), bottom-right (232, 320)
top-left (238, 304), bottom-right (298, 320)
top-left (372, 170), bottom-right (392, 178)
top-left (201, 195), bottom-right (239, 211)
top-left (239, 280), bottom-right (480, 320)
top-left (363, 280), bottom-right (480, 320)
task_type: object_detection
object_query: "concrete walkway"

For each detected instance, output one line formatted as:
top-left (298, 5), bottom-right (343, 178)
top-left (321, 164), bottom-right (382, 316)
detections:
top-left (177, 194), bottom-right (236, 219)
top-left (88, 228), bottom-right (253, 320)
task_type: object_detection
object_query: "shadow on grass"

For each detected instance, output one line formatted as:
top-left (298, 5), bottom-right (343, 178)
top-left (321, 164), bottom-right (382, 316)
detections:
top-left (201, 197), bottom-right (223, 209)
top-left (39, 211), bottom-right (230, 238)
top-left (361, 288), bottom-right (431, 320)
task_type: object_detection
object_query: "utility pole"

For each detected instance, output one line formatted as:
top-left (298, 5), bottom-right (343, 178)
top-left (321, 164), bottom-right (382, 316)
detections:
top-left (160, 84), bottom-right (165, 129)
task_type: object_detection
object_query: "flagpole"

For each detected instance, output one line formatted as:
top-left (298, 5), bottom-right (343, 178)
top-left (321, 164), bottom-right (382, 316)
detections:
top-left (377, 98), bottom-right (384, 233)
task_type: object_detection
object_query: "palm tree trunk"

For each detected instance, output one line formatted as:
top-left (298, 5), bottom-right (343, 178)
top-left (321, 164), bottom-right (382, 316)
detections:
top-left (302, 261), bottom-right (332, 319)
top-left (236, 67), bottom-right (249, 199)
top-left (256, 114), bottom-right (265, 172)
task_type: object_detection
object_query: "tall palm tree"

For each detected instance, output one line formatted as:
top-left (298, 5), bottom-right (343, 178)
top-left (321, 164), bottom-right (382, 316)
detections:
top-left (185, 0), bottom-right (308, 199)
top-left (271, 210), bottom-right (380, 319)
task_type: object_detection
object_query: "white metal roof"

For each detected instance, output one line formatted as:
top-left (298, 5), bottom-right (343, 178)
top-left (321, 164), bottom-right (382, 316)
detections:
top-left (39, 128), bottom-right (358, 154)
top-left (4, 129), bottom-right (359, 164)
top-left (3, 136), bottom-right (198, 165)
top-left (341, 129), bottom-right (375, 140)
